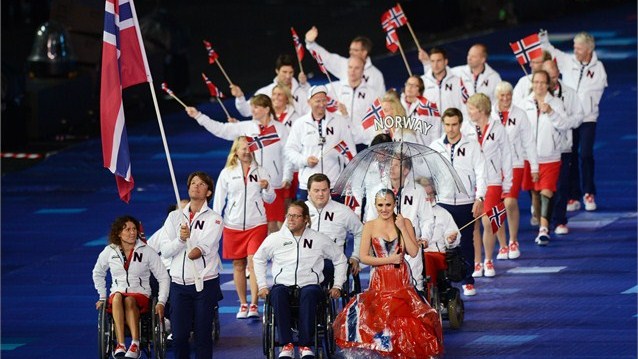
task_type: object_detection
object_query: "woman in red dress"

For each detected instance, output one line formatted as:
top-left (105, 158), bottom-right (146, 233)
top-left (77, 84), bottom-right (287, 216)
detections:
top-left (334, 189), bottom-right (443, 358)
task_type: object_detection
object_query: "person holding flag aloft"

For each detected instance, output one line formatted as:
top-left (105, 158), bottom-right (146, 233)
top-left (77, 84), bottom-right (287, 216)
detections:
top-left (305, 26), bottom-right (386, 98)
top-left (285, 85), bottom-right (357, 200)
top-left (231, 54), bottom-right (310, 118)
top-left (186, 94), bottom-right (292, 233)
top-left (464, 93), bottom-right (512, 277)
top-left (520, 70), bottom-right (570, 246)
top-left (213, 136), bottom-right (275, 319)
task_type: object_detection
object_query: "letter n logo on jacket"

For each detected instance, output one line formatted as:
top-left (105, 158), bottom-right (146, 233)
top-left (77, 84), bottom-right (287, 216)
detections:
top-left (403, 196), bottom-right (413, 206)
top-left (324, 212), bottom-right (334, 221)
top-left (303, 238), bottom-right (313, 249)
top-left (587, 70), bottom-right (595, 78)
top-left (194, 220), bottom-right (205, 230)
top-left (486, 133), bottom-right (495, 141)
top-left (326, 127), bottom-right (334, 136)
top-left (456, 147), bottom-right (466, 157)
top-left (249, 174), bottom-right (259, 182)
top-left (133, 252), bottom-right (143, 262)
top-left (445, 84), bottom-right (452, 91)
top-left (358, 92), bottom-right (366, 99)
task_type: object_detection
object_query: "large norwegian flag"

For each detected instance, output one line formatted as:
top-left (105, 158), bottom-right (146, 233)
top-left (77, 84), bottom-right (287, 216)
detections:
top-left (246, 125), bottom-right (281, 152)
top-left (361, 99), bottom-right (385, 130)
top-left (101, 0), bottom-right (152, 203)
top-left (487, 201), bottom-right (507, 234)
top-left (510, 34), bottom-right (542, 65)
top-left (381, 4), bottom-right (408, 31)
top-left (290, 27), bottom-right (305, 62)
top-left (333, 140), bottom-right (354, 161)
top-left (385, 28), bottom-right (400, 53)
top-left (201, 73), bottom-right (224, 98)
top-left (416, 96), bottom-right (440, 117)
top-left (310, 49), bottom-right (328, 75)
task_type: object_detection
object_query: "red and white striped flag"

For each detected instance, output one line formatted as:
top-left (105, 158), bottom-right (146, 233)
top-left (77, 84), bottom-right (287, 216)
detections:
top-left (333, 140), bottom-right (354, 161)
top-left (361, 99), bottom-right (386, 130)
top-left (416, 96), bottom-right (440, 117)
top-left (100, 0), bottom-right (152, 203)
top-left (201, 73), bottom-right (224, 98)
top-left (202, 40), bottom-right (219, 64)
top-left (290, 27), bottom-right (305, 63)
top-left (509, 34), bottom-right (542, 66)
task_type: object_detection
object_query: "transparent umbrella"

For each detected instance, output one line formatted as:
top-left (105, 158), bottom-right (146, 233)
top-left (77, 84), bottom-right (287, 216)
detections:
top-left (333, 141), bottom-right (466, 212)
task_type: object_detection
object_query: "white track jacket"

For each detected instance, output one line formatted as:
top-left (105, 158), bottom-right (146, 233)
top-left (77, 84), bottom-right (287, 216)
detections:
top-left (491, 103), bottom-right (539, 172)
top-left (213, 164), bottom-right (276, 231)
top-left (254, 226), bottom-right (348, 290)
top-left (463, 118), bottom-right (513, 193)
top-left (160, 203), bottom-right (223, 286)
top-left (521, 93), bottom-right (571, 163)
top-left (306, 199), bottom-right (363, 260)
top-left (93, 239), bottom-right (170, 305)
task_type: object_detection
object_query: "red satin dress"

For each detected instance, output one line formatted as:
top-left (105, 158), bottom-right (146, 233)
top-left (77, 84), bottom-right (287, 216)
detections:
top-left (333, 237), bottom-right (443, 358)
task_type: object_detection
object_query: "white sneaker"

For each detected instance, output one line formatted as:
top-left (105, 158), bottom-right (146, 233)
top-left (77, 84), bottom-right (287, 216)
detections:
top-left (583, 194), bottom-right (597, 211)
top-left (236, 304), bottom-right (249, 319)
top-left (300, 346), bottom-right (315, 359)
top-left (496, 247), bottom-right (509, 260)
top-left (535, 228), bottom-right (550, 246)
top-left (462, 284), bottom-right (476, 296)
top-left (483, 260), bottom-right (496, 277)
top-left (124, 343), bottom-right (141, 359)
top-left (566, 199), bottom-right (581, 211)
top-left (555, 224), bottom-right (569, 235)
top-left (472, 262), bottom-right (483, 277)
top-left (508, 242), bottom-right (521, 259)
top-left (247, 304), bottom-right (260, 318)
top-left (279, 343), bottom-right (294, 359)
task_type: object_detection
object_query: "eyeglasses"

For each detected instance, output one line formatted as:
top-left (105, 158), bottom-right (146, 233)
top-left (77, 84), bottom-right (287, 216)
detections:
top-left (286, 214), bottom-right (303, 219)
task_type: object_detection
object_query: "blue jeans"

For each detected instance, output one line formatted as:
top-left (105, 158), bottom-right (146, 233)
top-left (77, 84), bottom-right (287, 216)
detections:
top-left (169, 278), bottom-right (220, 359)
top-left (437, 203), bottom-right (475, 285)
top-left (270, 284), bottom-right (323, 347)
top-left (552, 152), bottom-right (572, 227)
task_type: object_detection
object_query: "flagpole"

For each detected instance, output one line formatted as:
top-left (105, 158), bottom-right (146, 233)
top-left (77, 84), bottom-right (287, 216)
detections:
top-left (215, 59), bottom-right (233, 86)
top-left (148, 83), bottom-right (181, 204)
top-left (297, 59), bottom-right (305, 74)
top-left (458, 212), bottom-right (487, 231)
top-left (395, 4), bottom-right (422, 52)
top-left (215, 97), bottom-right (231, 118)
top-left (168, 92), bottom-right (188, 109)
top-left (396, 38), bottom-right (412, 77)
top-left (519, 63), bottom-right (529, 77)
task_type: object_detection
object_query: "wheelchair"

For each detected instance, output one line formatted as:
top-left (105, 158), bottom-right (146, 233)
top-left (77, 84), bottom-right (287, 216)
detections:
top-left (98, 296), bottom-right (166, 359)
top-left (423, 248), bottom-right (465, 330)
top-left (262, 285), bottom-right (338, 359)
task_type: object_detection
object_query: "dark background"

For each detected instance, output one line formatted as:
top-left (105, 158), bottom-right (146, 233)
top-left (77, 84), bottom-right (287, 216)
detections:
top-left (0, 0), bottom-right (628, 158)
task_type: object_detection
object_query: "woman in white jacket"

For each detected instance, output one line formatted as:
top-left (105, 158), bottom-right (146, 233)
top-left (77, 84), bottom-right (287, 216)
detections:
top-left (92, 215), bottom-right (170, 359)
top-left (521, 70), bottom-right (570, 246)
top-left (213, 136), bottom-right (275, 319)
top-left (186, 94), bottom-right (291, 234)
top-left (465, 93), bottom-right (512, 278)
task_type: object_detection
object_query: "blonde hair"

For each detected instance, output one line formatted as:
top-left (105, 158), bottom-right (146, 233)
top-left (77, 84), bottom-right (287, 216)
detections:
top-left (467, 93), bottom-right (491, 115)
top-left (574, 32), bottom-right (595, 50)
top-left (225, 136), bottom-right (252, 168)
top-left (382, 92), bottom-right (407, 117)
top-left (272, 83), bottom-right (293, 107)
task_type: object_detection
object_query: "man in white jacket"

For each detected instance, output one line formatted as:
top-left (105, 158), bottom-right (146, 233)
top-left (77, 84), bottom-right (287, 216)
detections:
top-left (430, 108), bottom-right (487, 296)
top-left (449, 44), bottom-right (502, 103)
top-left (541, 30), bottom-right (608, 211)
top-left (418, 47), bottom-right (466, 114)
top-left (305, 26), bottom-right (386, 97)
top-left (255, 201), bottom-right (347, 359)
top-left (285, 85), bottom-right (356, 199)
top-left (305, 173), bottom-right (363, 284)
top-left (543, 59), bottom-right (584, 235)
top-left (159, 171), bottom-right (223, 359)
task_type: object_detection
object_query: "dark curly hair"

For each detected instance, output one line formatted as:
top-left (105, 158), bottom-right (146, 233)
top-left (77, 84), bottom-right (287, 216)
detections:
top-left (108, 215), bottom-right (140, 246)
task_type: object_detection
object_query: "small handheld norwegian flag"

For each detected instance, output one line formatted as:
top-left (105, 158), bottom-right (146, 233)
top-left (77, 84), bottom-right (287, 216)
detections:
top-left (161, 82), bottom-right (174, 96)
top-left (202, 40), bottom-right (219, 64)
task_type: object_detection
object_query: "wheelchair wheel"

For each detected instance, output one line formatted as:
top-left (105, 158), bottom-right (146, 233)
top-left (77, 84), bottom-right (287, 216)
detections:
top-left (97, 303), bottom-right (112, 359)
top-left (262, 300), bottom-right (275, 359)
top-left (430, 284), bottom-right (443, 326)
top-left (151, 301), bottom-right (166, 359)
top-left (322, 297), bottom-right (337, 359)
top-left (447, 288), bottom-right (465, 329)
top-left (212, 305), bottom-right (221, 343)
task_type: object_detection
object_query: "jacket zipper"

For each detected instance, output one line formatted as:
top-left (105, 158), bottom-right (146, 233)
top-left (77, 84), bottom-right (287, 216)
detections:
top-left (255, 201), bottom-right (263, 216)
